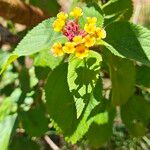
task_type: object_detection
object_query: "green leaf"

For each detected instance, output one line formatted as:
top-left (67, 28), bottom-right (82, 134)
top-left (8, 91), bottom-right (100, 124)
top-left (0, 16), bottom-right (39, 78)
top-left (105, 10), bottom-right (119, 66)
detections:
top-left (108, 54), bottom-right (135, 106)
top-left (0, 54), bottom-right (18, 74)
top-left (100, 40), bottom-right (123, 58)
top-left (19, 68), bottom-right (30, 93)
top-left (136, 65), bottom-right (150, 88)
top-left (0, 98), bottom-right (14, 122)
top-left (1, 18), bottom-right (67, 73)
top-left (121, 96), bottom-right (150, 136)
top-left (9, 135), bottom-right (40, 150)
top-left (102, 0), bottom-right (133, 24)
top-left (0, 51), bottom-right (10, 68)
top-left (0, 89), bottom-right (21, 121)
top-left (45, 63), bottom-right (77, 136)
top-left (34, 49), bottom-right (63, 70)
top-left (0, 114), bottom-right (17, 150)
top-left (68, 51), bottom-right (102, 118)
top-left (67, 77), bottom-right (105, 144)
top-left (14, 18), bottom-right (67, 56)
top-left (87, 105), bottom-right (115, 148)
top-left (30, 0), bottom-right (60, 15)
top-left (87, 123), bottom-right (112, 148)
top-left (45, 63), bottom-right (106, 143)
top-left (34, 66), bottom-right (51, 80)
top-left (105, 21), bottom-right (150, 66)
top-left (21, 105), bottom-right (49, 137)
top-left (79, 6), bottom-right (104, 28)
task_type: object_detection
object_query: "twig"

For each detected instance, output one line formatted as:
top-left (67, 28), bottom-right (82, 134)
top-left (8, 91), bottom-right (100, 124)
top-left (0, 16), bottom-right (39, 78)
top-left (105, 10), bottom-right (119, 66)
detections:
top-left (44, 135), bottom-right (60, 150)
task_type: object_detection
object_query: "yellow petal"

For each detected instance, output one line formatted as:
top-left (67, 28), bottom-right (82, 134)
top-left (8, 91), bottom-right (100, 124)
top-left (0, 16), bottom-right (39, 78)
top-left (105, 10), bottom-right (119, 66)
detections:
top-left (57, 12), bottom-right (68, 21)
top-left (86, 17), bottom-right (97, 25)
top-left (84, 35), bottom-right (96, 47)
top-left (95, 27), bottom-right (106, 39)
top-left (63, 42), bottom-right (75, 54)
top-left (51, 43), bottom-right (64, 57)
top-left (84, 23), bottom-right (96, 34)
top-left (70, 7), bottom-right (83, 19)
top-left (75, 45), bottom-right (89, 59)
top-left (53, 19), bottom-right (65, 32)
top-left (73, 36), bottom-right (84, 45)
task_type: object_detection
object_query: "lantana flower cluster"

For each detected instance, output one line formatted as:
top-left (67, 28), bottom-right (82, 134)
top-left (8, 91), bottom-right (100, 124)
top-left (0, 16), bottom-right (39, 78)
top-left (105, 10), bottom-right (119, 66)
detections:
top-left (51, 7), bottom-right (106, 59)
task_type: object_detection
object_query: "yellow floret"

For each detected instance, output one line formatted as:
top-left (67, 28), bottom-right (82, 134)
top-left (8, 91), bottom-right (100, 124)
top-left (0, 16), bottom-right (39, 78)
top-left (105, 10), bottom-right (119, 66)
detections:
top-left (84, 35), bottom-right (96, 47)
top-left (75, 45), bottom-right (89, 59)
top-left (63, 42), bottom-right (75, 54)
top-left (57, 12), bottom-right (68, 21)
top-left (84, 23), bottom-right (96, 34)
top-left (51, 43), bottom-right (64, 57)
top-left (87, 17), bottom-right (97, 25)
top-left (73, 36), bottom-right (84, 45)
top-left (95, 27), bottom-right (106, 39)
top-left (70, 7), bottom-right (83, 19)
top-left (53, 19), bottom-right (65, 32)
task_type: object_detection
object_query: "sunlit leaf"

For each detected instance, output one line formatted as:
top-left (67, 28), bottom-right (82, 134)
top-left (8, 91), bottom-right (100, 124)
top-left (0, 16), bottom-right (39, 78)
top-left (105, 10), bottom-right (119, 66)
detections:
top-left (0, 114), bottom-right (17, 150)
top-left (68, 51), bottom-right (102, 118)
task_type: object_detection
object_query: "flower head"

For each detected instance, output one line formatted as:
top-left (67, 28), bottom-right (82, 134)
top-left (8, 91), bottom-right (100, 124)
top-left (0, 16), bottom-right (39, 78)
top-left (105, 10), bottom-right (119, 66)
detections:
top-left (63, 42), bottom-right (75, 54)
top-left (51, 43), bottom-right (64, 57)
top-left (51, 7), bottom-right (106, 59)
top-left (70, 7), bottom-right (83, 19)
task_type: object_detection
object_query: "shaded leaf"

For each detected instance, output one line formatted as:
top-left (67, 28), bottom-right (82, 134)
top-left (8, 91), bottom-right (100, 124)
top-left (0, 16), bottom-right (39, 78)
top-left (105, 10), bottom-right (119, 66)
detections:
top-left (121, 96), bottom-right (150, 136)
top-left (19, 68), bottom-right (30, 93)
top-left (108, 54), bottom-right (136, 106)
top-left (86, 99), bottom-right (115, 148)
top-left (9, 135), bottom-right (40, 150)
top-left (105, 21), bottom-right (150, 66)
top-left (21, 105), bottom-right (49, 137)
top-left (102, 0), bottom-right (133, 24)
top-left (45, 63), bottom-right (77, 136)
top-left (34, 66), bottom-right (51, 80)
top-left (136, 65), bottom-right (150, 88)
top-left (30, 0), bottom-right (60, 15)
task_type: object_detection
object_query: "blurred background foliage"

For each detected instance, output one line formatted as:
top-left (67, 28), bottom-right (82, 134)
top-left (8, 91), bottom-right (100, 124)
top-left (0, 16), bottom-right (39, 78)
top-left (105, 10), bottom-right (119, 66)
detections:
top-left (0, 0), bottom-right (150, 150)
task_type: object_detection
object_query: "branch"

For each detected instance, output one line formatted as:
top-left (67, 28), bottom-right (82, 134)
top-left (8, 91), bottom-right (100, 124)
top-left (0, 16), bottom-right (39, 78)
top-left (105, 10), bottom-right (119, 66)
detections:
top-left (44, 135), bottom-right (60, 150)
top-left (0, 0), bottom-right (50, 27)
